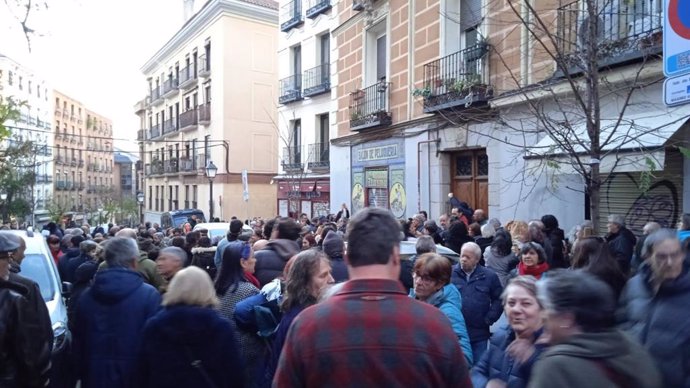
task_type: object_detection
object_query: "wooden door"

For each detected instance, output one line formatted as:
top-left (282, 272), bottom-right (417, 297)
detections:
top-left (451, 149), bottom-right (488, 215)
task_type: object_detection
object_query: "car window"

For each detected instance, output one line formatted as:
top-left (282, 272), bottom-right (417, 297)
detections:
top-left (209, 229), bottom-right (226, 239)
top-left (18, 253), bottom-right (56, 302)
top-left (173, 216), bottom-right (188, 227)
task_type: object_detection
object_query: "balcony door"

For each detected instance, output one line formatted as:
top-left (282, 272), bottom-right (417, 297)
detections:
top-left (292, 119), bottom-right (301, 164)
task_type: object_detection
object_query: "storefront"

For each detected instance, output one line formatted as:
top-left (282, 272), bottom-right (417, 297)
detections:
top-left (351, 138), bottom-right (408, 219)
top-left (276, 179), bottom-right (331, 219)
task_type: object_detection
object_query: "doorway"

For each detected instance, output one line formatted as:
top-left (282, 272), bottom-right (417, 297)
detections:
top-left (450, 149), bottom-right (488, 215)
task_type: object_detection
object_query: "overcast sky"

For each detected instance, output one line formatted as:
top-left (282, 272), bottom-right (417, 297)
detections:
top-left (0, 0), bottom-right (196, 153)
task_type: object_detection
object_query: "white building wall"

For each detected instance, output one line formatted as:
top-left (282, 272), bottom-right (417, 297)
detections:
top-left (329, 143), bottom-right (351, 213)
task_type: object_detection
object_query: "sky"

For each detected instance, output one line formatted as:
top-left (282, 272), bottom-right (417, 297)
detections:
top-left (0, 0), bottom-right (197, 153)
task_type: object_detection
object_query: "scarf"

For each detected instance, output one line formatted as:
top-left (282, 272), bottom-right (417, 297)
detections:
top-left (245, 271), bottom-right (260, 289)
top-left (517, 261), bottom-right (549, 279)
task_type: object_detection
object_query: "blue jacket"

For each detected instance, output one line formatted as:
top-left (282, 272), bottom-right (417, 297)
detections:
top-left (136, 305), bottom-right (245, 388)
top-left (450, 265), bottom-right (504, 342)
top-left (411, 284), bottom-right (474, 366)
top-left (678, 230), bottom-right (690, 243)
top-left (618, 261), bottom-right (690, 387)
top-left (74, 268), bottom-right (161, 388)
top-left (471, 326), bottom-right (545, 388)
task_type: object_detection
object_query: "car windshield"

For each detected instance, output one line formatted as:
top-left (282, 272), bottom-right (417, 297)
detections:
top-left (18, 253), bottom-right (56, 302)
top-left (208, 229), bottom-right (226, 239)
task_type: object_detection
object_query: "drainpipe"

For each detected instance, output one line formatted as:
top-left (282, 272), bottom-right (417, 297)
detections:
top-left (417, 138), bottom-right (441, 214)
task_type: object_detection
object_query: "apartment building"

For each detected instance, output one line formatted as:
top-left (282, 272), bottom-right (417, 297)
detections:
top-left (330, 0), bottom-right (689, 232)
top-left (275, 0), bottom-right (337, 218)
top-left (114, 150), bottom-right (138, 200)
top-left (138, 0), bottom-right (279, 223)
top-left (53, 91), bottom-right (115, 216)
top-left (0, 54), bottom-right (54, 227)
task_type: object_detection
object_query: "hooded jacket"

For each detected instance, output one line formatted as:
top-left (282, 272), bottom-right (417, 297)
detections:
top-left (136, 305), bottom-right (245, 388)
top-left (618, 261), bottom-right (690, 387)
top-left (411, 284), bottom-right (473, 366)
top-left (254, 239), bottom-right (300, 287)
top-left (527, 329), bottom-right (662, 388)
top-left (74, 268), bottom-right (161, 388)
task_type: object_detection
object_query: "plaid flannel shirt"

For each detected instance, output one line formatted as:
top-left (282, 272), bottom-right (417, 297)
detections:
top-left (273, 278), bottom-right (472, 388)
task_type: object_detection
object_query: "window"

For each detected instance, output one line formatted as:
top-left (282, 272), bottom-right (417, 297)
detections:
top-left (8, 71), bottom-right (12, 85)
top-left (365, 22), bottom-right (388, 85)
top-left (291, 119), bottom-right (302, 163)
top-left (28, 80), bottom-right (32, 94)
top-left (204, 135), bottom-right (211, 165)
top-left (292, 45), bottom-right (302, 75)
top-left (318, 113), bottom-right (329, 145)
top-left (18, 76), bottom-right (23, 90)
top-left (319, 34), bottom-right (330, 65)
top-left (185, 185), bottom-right (190, 208)
top-left (148, 186), bottom-right (153, 209)
top-left (192, 185), bottom-right (198, 208)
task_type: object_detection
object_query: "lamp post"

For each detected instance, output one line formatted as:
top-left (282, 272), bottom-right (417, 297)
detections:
top-left (136, 192), bottom-right (145, 225)
top-left (205, 160), bottom-right (218, 221)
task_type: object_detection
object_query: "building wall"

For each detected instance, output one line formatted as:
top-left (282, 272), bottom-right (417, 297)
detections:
top-left (140, 0), bottom-right (279, 221)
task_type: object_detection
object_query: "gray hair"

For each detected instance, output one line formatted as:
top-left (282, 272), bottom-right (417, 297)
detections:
top-left (481, 224), bottom-right (496, 238)
top-left (641, 229), bottom-right (678, 260)
top-left (160, 246), bottom-right (188, 266)
top-left (415, 235), bottom-right (437, 255)
top-left (461, 241), bottom-right (482, 260)
top-left (488, 218), bottom-right (501, 230)
top-left (607, 214), bottom-right (625, 227)
top-left (643, 222), bottom-right (661, 235)
top-left (104, 237), bottom-right (140, 268)
top-left (115, 228), bottom-right (137, 239)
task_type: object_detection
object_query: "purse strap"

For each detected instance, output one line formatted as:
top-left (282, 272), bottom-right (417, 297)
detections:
top-left (182, 344), bottom-right (220, 388)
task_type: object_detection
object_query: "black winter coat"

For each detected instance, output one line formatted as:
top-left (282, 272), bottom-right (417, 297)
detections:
top-left (136, 305), bottom-right (245, 388)
top-left (618, 261), bottom-right (690, 387)
top-left (254, 240), bottom-right (299, 287)
top-left (606, 227), bottom-right (636, 275)
top-left (0, 279), bottom-right (51, 388)
top-left (544, 227), bottom-right (567, 268)
top-left (57, 247), bottom-right (81, 283)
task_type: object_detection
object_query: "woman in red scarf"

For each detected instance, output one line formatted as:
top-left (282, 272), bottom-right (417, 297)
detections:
top-left (512, 241), bottom-right (550, 279)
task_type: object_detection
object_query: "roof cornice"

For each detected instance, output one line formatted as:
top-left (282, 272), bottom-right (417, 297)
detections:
top-left (141, 0), bottom-right (277, 75)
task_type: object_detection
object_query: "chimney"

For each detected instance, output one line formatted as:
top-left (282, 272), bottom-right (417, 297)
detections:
top-left (183, 0), bottom-right (195, 22)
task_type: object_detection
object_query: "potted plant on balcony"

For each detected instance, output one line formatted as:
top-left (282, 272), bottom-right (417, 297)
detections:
top-left (412, 84), bottom-right (432, 98)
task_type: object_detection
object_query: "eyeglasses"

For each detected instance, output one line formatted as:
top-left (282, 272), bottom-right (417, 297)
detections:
top-left (412, 272), bottom-right (435, 283)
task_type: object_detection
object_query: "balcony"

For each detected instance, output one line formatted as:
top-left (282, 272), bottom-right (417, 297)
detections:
top-left (303, 64), bottom-right (330, 97)
top-left (78, 159), bottom-right (84, 167)
top-left (179, 157), bottom-right (197, 175)
top-left (162, 118), bottom-right (178, 135)
top-left (70, 158), bottom-right (77, 167)
top-left (162, 77), bottom-right (179, 99)
top-left (280, 0), bottom-right (303, 32)
top-left (56, 181), bottom-right (66, 190)
top-left (308, 142), bottom-right (330, 169)
top-left (198, 102), bottom-right (211, 125)
top-left (279, 74), bottom-right (302, 104)
top-left (349, 80), bottom-right (392, 131)
top-left (282, 145), bottom-right (304, 171)
top-left (306, 0), bottom-right (331, 18)
top-left (87, 185), bottom-right (96, 193)
top-left (87, 163), bottom-right (94, 172)
top-left (195, 153), bottom-right (206, 174)
top-left (179, 109), bottom-right (198, 132)
top-left (556, 0), bottom-right (663, 73)
top-left (149, 124), bottom-right (161, 139)
top-left (421, 43), bottom-right (491, 113)
top-left (78, 183), bottom-right (85, 191)
top-left (36, 174), bottom-right (53, 183)
top-left (151, 87), bottom-right (164, 106)
top-left (198, 54), bottom-right (211, 77)
top-left (164, 158), bottom-right (179, 174)
top-left (137, 129), bottom-right (145, 141)
top-left (178, 65), bottom-right (198, 90)
top-left (55, 133), bottom-right (62, 141)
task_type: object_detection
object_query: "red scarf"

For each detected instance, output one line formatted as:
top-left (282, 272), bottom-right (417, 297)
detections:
top-left (517, 261), bottom-right (549, 279)
top-left (245, 271), bottom-right (260, 289)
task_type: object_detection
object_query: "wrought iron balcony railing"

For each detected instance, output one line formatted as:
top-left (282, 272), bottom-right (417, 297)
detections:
top-left (308, 142), bottom-right (330, 169)
top-left (198, 54), bottom-right (211, 77)
top-left (306, 0), bottom-right (331, 18)
top-left (303, 63), bottom-right (330, 97)
top-left (282, 145), bottom-right (304, 170)
top-left (556, 0), bottom-right (663, 70)
top-left (198, 102), bottom-right (211, 125)
top-left (151, 86), bottom-right (163, 105)
top-left (279, 74), bottom-right (302, 104)
top-left (180, 109), bottom-right (198, 131)
top-left (179, 157), bottom-right (196, 174)
top-left (280, 0), bottom-right (303, 32)
top-left (421, 42), bottom-right (491, 113)
top-left (349, 80), bottom-right (392, 131)
top-left (163, 118), bottom-right (177, 135)
top-left (137, 129), bottom-right (145, 141)
top-left (164, 159), bottom-right (179, 174)
top-left (179, 64), bottom-right (198, 89)
top-left (162, 77), bottom-right (179, 97)
top-left (149, 123), bottom-right (161, 139)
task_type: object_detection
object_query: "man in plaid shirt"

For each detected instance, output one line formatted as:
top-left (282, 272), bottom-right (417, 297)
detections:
top-left (273, 208), bottom-right (472, 387)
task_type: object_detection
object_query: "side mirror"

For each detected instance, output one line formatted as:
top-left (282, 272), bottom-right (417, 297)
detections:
top-left (62, 282), bottom-right (73, 299)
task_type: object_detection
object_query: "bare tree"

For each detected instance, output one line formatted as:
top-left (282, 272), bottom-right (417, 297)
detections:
top-left (2, 0), bottom-right (49, 52)
top-left (418, 0), bottom-right (677, 230)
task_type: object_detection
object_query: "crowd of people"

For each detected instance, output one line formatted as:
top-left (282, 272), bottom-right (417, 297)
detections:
top-left (1, 205), bottom-right (690, 387)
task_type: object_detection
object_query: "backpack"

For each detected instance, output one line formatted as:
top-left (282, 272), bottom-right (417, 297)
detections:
top-left (191, 250), bottom-right (217, 279)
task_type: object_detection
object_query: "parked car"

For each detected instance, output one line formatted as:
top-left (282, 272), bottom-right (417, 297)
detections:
top-left (6, 228), bottom-right (72, 387)
top-left (400, 240), bottom-right (460, 263)
top-left (161, 209), bottom-right (206, 229)
top-left (193, 222), bottom-right (253, 240)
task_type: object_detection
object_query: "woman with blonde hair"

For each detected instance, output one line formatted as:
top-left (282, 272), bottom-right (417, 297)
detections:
top-left (136, 266), bottom-right (245, 388)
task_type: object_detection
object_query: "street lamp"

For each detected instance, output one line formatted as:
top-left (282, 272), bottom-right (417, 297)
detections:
top-left (205, 160), bottom-right (218, 221)
top-left (136, 191), bottom-right (145, 225)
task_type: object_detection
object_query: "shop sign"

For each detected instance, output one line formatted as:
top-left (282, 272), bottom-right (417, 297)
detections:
top-left (365, 170), bottom-right (389, 188)
top-left (357, 145), bottom-right (399, 162)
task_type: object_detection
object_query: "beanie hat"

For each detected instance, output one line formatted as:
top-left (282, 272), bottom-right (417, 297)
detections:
top-left (322, 231), bottom-right (344, 259)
